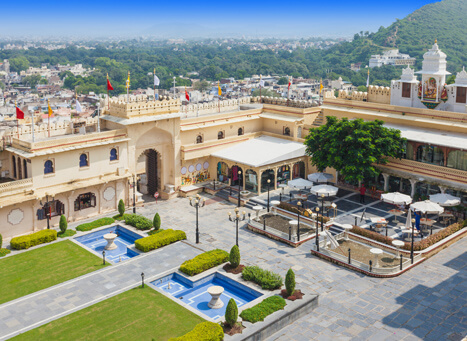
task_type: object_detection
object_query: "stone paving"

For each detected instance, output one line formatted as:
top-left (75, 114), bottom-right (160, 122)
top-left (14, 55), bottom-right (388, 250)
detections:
top-left (1, 189), bottom-right (466, 340)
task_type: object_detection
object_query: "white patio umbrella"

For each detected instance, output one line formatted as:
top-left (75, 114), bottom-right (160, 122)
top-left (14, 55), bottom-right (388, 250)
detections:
top-left (429, 193), bottom-right (461, 207)
top-left (310, 184), bottom-right (339, 197)
top-left (410, 200), bottom-right (444, 214)
top-left (381, 192), bottom-right (412, 205)
top-left (405, 207), bottom-right (412, 229)
top-left (287, 178), bottom-right (314, 190)
top-left (307, 172), bottom-right (334, 183)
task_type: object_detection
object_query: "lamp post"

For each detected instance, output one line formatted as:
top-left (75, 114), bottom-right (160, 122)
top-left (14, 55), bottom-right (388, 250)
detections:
top-left (297, 201), bottom-right (301, 242)
top-left (40, 194), bottom-right (54, 230)
top-left (320, 194), bottom-right (325, 232)
top-left (315, 207), bottom-right (320, 251)
top-left (267, 178), bottom-right (271, 212)
top-left (411, 218), bottom-right (415, 264)
top-left (141, 272), bottom-right (145, 288)
top-left (228, 207), bottom-right (246, 246)
top-left (237, 170), bottom-right (242, 207)
top-left (102, 250), bottom-right (106, 265)
top-left (189, 194), bottom-right (206, 244)
top-left (128, 175), bottom-right (137, 214)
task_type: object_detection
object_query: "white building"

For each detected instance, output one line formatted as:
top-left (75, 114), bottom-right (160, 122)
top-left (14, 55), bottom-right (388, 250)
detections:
top-left (369, 49), bottom-right (415, 68)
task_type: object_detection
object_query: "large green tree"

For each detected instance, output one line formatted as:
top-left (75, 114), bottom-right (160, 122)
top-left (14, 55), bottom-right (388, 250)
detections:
top-left (304, 116), bottom-right (406, 182)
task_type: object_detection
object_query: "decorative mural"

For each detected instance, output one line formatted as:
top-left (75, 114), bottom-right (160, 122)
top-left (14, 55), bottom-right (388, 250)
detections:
top-left (181, 161), bottom-right (210, 186)
top-left (8, 208), bottom-right (24, 225)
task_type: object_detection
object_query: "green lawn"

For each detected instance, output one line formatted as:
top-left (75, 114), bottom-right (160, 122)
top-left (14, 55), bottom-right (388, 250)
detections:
top-left (0, 240), bottom-right (108, 304)
top-left (13, 286), bottom-right (205, 341)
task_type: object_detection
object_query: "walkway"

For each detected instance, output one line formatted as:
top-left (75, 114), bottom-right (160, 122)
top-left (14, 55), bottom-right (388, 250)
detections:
top-left (0, 241), bottom-right (201, 340)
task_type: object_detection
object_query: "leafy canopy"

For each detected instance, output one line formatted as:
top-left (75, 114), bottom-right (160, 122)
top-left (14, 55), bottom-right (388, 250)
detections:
top-left (304, 116), bottom-right (406, 182)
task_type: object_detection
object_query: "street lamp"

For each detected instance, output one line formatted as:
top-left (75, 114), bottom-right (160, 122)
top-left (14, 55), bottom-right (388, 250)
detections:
top-left (267, 178), bottom-right (271, 212)
top-left (189, 194), bottom-right (206, 244)
top-left (40, 193), bottom-right (55, 230)
top-left (315, 207), bottom-right (320, 251)
top-left (320, 194), bottom-right (325, 232)
top-left (128, 175), bottom-right (137, 214)
top-left (237, 170), bottom-right (242, 207)
top-left (228, 207), bottom-right (246, 246)
top-left (102, 250), bottom-right (106, 265)
top-left (411, 218), bottom-right (415, 264)
top-left (141, 272), bottom-right (145, 288)
top-left (297, 201), bottom-right (301, 242)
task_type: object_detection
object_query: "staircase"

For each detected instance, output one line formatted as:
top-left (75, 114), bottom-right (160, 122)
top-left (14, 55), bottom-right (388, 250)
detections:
top-left (312, 111), bottom-right (325, 126)
top-left (215, 188), bottom-right (231, 200)
top-left (328, 224), bottom-right (345, 236)
top-left (244, 197), bottom-right (268, 210)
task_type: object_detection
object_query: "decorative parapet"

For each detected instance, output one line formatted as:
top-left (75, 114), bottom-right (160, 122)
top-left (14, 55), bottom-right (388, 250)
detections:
top-left (183, 97), bottom-right (251, 116)
top-left (0, 178), bottom-right (33, 197)
top-left (107, 95), bottom-right (181, 118)
top-left (338, 86), bottom-right (390, 104)
top-left (251, 96), bottom-right (319, 108)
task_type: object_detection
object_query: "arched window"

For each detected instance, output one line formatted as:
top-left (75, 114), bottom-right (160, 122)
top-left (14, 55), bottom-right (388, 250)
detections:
top-left (238, 127), bottom-right (244, 136)
top-left (196, 135), bottom-right (203, 144)
top-left (23, 159), bottom-right (28, 178)
top-left (12, 155), bottom-right (17, 178)
top-left (110, 148), bottom-right (118, 161)
top-left (79, 153), bottom-right (89, 167)
top-left (283, 127), bottom-right (291, 136)
top-left (218, 131), bottom-right (224, 140)
top-left (44, 160), bottom-right (54, 174)
top-left (17, 157), bottom-right (22, 180)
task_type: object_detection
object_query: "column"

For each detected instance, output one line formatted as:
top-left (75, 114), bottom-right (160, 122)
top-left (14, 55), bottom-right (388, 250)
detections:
top-left (439, 186), bottom-right (447, 194)
top-left (273, 167), bottom-right (278, 190)
top-left (242, 170), bottom-right (246, 191)
top-left (382, 173), bottom-right (389, 192)
top-left (257, 169), bottom-right (262, 193)
top-left (68, 191), bottom-right (75, 222)
top-left (409, 179), bottom-right (417, 198)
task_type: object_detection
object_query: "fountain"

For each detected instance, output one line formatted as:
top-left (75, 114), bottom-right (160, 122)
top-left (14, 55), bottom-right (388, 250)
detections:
top-left (103, 233), bottom-right (118, 250)
top-left (207, 285), bottom-right (224, 309)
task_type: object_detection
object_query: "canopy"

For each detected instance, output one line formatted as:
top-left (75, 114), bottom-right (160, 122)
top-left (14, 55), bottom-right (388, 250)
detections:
top-left (410, 200), bottom-right (444, 214)
top-left (429, 193), bottom-right (461, 207)
top-left (381, 192), bottom-right (412, 205)
top-left (287, 178), bottom-right (314, 189)
top-left (307, 172), bottom-right (334, 183)
top-left (310, 184), bottom-right (339, 197)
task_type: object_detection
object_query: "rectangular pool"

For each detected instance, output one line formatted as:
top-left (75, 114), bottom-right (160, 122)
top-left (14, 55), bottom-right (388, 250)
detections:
top-left (74, 225), bottom-right (142, 263)
top-left (151, 272), bottom-right (263, 320)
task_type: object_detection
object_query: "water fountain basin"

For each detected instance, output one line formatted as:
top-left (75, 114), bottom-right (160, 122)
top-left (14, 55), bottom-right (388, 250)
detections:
top-left (103, 233), bottom-right (118, 250)
top-left (207, 285), bottom-right (224, 309)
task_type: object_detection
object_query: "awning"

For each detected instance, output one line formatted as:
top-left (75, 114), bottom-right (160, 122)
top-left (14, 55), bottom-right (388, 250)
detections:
top-left (211, 135), bottom-right (306, 168)
top-left (385, 123), bottom-right (467, 150)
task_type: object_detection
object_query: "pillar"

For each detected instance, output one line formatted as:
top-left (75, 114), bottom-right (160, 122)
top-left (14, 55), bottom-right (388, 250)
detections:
top-left (242, 170), bottom-right (246, 191)
top-left (409, 179), bottom-right (418, 198)
top-left (439, 186), bottom-right (447, 194)
top-left (68, 191), bottom-right (75, 222)
top-left (273, 167), bottom-right (278, 190)
top-left (382, 173), bottom-right (389, 192)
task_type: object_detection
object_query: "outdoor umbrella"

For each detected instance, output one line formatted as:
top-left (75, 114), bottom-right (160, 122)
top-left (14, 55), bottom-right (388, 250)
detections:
top-left (307, 172), bottom-right (334, 183)
top-left (429, 193), bottom-right (461, 207)
top-left (381, 192), bottom-right (412, 205)
top-left (405, 207), bottom-right (412, 229)
top-left (287, 178), bottom-right (314, 190)
top-left (310, 184), bottom-right (339, 197)
top-left (410, 200), bottom-right (444, 214)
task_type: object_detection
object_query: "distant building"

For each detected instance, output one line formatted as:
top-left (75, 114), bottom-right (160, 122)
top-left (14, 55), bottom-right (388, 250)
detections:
top-left (369, 49), bottom-right (415, 68)
top-left (350, 63), bottom-right (362, 72)
top-left (0, 59), bottom-right (10, 74)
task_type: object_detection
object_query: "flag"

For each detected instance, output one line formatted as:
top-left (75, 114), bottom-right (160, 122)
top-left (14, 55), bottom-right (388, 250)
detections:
top-left (75, 99), bottom-right (82, 113)
top-left (48, 101), bottom-right (53, 117)
top-left (366, 68), bottom-right (370, 87)
top-left (154, 74), bottom-right (160, 86)
top-left (106, 74), bottom-right (114, 91)
top-left (15, 103), bottom-right (25, 120)
top-left (259, 75), bottom-right (264, 87)
top-left (319, 80), bottom-right (324, 94)
top-left (218, 82), bottom-right (222, 96)
top-left (185, 87), bottom-right (190, 101)
top-left (126, 71), bottom-right (130, 89)
top-left (288, 78), bottom-right (292, 90)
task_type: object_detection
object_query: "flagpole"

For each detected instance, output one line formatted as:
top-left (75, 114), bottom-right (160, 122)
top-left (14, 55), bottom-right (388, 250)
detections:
top-left (15, 101), bottom-right (19, 138)
top-left (47, 99), bottom-right (51, 138)
top-left (31, 111), bottom-right (35, 142)
top-left (218, 81), bottom-right (221, 113)
top-left (126, 71), bottom-right (130, 103)
top-left (107, 73), bottom-right (110, 110)
top-left (287, 76), bottom-right (290, 107)
top-left (259, 75), bottom-right (262, 103)
top-left (153, 68), bottom-right (156, 100)
top-left (97, 101), bottom-right (100, 133)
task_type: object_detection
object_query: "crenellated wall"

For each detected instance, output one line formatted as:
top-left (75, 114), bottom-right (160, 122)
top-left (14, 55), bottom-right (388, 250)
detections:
top-left (250, 96), bottom-right (319, 108)
top-left (337, 85), bottom-right (390, 104)
top-left (107, 95), bottom-right (181, 118)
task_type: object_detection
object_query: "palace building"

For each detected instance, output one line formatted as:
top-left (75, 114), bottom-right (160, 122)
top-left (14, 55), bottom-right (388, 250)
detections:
top-left (0, 42), bottom-right (465, 239)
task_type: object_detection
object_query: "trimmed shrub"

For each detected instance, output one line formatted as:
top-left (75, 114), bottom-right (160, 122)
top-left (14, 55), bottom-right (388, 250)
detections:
top-left (168, 321), bottom-right (223, 341)
top-left (0, 248), bottom-right (11, 257)
top-left (225, 298), bottom-right (238, 327)
top-left (278, 202), bottom-right (330, 223)
top-left (240, 296), bottom-right (286, 323)
top-left (10, 230), bottom-right (57, 250)
top-left (402, 221), bottom-right (465, 251)
top-left (59, 215), bottom-right (67, 234)
top-left (229, 245), bottom-right (240, 268)
top-left (153, 213), bottom-right (161, 230)
top-left (58, 230), bottom-right (77, 238)
top-left (76, 217), bottom-right (115, 232)
top-left (0, 233), bottom-right (2, 248)
top-left (350, 225), bottom-right (393, 246)
top-left (242, 266), bottom-right (283, 290)
top-left (118, 199), bottom-right (125, 216)
top-left (135, 229), bottom-right (186, 252)
top-left (124, 214), bottom-right (153, 230)
top-left (179, 249), bottom-right (229, 276)
top-left (285, 268), bottom-right (296, 297)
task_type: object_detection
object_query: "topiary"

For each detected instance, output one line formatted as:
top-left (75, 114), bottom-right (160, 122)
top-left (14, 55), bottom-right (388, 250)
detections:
top-left (229, 245), bottom-right (240, 268)
top-left (285, 268), bottom-right (296, 297)
top-left (153, 213), bottom-right (161, 230)
top-left (0, 233), bottom-right (2, 248)
top-left (225, 298), bottom-right (238, 327)
top-left (59, 215), bottom-right (67, 234)
top-left (118, 199), bottom-right (125, 216)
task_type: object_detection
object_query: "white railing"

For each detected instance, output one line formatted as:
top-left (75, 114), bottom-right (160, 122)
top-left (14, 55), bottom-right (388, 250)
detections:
top-left (0, 178), bottom-right (33, 194)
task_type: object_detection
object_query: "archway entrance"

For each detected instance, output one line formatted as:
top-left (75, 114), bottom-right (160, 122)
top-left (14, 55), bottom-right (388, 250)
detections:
top-left (137, 149), bottom-right (161, 197)
top-left (231, 165), bottom-right (243, 187)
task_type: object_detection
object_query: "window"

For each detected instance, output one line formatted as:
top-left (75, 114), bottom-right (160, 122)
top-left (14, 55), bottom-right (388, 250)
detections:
top-left (37, 200), bottom-right (64, 220)
top-left (218, 131), bottom-right (225, 140)
top-left (283, 127), bottom-right (291, 136)
top-left (23, 159), bottom-right (28, 178)
top-left (74, 193), bottom-right (96, 211)
top-left (44, 160), bottom-right (54, 174)
top-left (110, 148), bottom-right (118, 161)
top-left (238, 127), bottom-right (244, 136)
top-left (402, 83), bottom-right (411, 98)
top-left (79, 153), bottom-right (89, 167)
top-left (456, 87), bottom-right (467, 104)
top-left (196, 135), bottom-right (203, 144)
top-left (12, 156), bottom-right (16, 178)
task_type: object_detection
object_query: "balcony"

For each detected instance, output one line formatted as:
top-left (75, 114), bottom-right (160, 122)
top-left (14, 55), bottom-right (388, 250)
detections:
top-left (0, 178), bottom-right (33, 197)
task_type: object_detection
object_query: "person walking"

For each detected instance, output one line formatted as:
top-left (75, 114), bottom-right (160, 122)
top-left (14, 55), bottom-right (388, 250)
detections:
top-left (359, 183), bottom-right (367, 204)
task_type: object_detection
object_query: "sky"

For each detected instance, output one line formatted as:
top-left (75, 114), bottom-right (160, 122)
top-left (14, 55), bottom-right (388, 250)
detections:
top-left (0, 0), bottom-right (438, 39)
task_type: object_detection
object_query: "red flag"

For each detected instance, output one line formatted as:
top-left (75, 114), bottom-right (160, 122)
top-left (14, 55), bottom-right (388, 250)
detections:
top-left (16, 106), bottom-right (25, 120)
top-left (185, 89), bottom-right (190, 101)
top-left (288, 80), bottom-right (291, 90)
top-left (107, 78), bottom-right (114, 91)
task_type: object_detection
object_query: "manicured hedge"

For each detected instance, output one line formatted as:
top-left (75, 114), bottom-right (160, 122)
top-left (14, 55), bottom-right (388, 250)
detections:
top-left (278, 202), bottom-right (330, 223)
top-left (135, 229), bottom-right (186, 252)
top-left (242, 266), bottom-right (283, 290)
top-left (76, 217), bottom-right (115, 232)
top-left (179, 249), bottom-right (229, 276)
top-left (124, 214), bottom-right (153, 230)
top-left (10, 230), bottom-right (57, 250)
top-left (350, 225), bottom-right (393, 246)
top-left (168, 321), bottom-right (224, 341)
top-left (240, 296), bottom-right (286, 323)
top-left (0, 248), bottom-right (11, 257)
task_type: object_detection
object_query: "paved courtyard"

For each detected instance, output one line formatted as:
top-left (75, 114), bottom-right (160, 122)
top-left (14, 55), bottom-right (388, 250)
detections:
top-left (0, 189), bottom-right (466, 340)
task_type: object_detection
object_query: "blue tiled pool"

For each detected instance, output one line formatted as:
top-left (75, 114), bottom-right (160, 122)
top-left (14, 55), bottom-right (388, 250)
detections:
top-left (75, 225), bottom-right (142, 263)
top-left (152, 272), bottom-right (263, 320)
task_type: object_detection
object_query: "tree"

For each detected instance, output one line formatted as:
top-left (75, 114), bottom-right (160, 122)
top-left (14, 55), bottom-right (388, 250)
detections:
top-left (285, 268), bottom-right (296, 297)
top-left (153, 213), bottom-right (161, 230)
top-left (23, 75), bottom-right (41, 88)
top-left (304, 117), bottom-right (406, 183)
top-left (118, 199), bottom-right (125, 216)
top-left (225, 298), bottom-right (238, 327)
top-left (277, 77), bottom-right (289, 85)
top-left (229, 245), bottom-right (240, 268)
top-left (357, 85), bottom-right (368, 92)
top-left (9, 56), bottom-right (29, 72)
top-left (193, 80), bottom-right (210, 92)
top-left (59, 215), bottom-right (67, 234)
top-left (251, 89), bottom-right (279, 97)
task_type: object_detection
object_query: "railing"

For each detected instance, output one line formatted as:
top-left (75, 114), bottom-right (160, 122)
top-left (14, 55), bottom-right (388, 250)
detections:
top-left (0, 178), bottom-right (33, 194)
